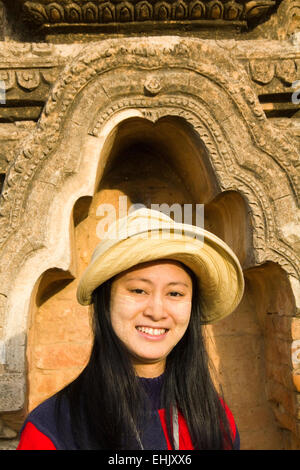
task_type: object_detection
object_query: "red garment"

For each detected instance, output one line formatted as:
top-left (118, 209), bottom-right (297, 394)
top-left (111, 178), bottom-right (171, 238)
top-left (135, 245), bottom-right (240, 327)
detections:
top-left (17, 422), bottom-right (56, 450)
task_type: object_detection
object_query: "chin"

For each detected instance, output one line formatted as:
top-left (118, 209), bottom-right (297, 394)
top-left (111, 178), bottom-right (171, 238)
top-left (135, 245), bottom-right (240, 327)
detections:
top-left (133, 353), bottom-right (165, 364)
top-left (137, 356), bottom-right (163, 363)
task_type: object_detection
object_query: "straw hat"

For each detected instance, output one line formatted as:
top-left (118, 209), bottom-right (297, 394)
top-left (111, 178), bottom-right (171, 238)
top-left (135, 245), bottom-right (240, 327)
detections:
top-left (76, 207), bottom-right (244, 324)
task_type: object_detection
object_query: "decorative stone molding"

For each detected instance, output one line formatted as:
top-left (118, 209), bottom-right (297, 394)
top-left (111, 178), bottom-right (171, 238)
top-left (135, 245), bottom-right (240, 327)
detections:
top-left (0, 40), bottom-right (298, 122)
top-left (0, 67), bottom-right (57, 100)
top-left (0, 41), bottom-right (55, 58)
top-left (0, 43), bottom-right (61, 96)
top-left (144, 75), bottom-right (162, 96)
top-left (249, 58), bottom-right (299, 85)
top-left (271, 119), bottom-right (300, 148)
top-left (12, 0), bottom-right (280, 33)
top-left (0, 67), bottom-right (59, 121)
top-left (247, 56), bottom-right (300, 116)
top-left (0, 68), bottom-right (58, 91)
top-left (0, 42), bottom-right (72, 122)
top-left (0, 123), bottom-right (36, 173)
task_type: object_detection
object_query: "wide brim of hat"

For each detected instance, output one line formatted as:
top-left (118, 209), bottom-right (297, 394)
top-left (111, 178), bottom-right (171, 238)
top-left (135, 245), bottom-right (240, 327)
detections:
top-left (76, 230), bottom-right (244, 324)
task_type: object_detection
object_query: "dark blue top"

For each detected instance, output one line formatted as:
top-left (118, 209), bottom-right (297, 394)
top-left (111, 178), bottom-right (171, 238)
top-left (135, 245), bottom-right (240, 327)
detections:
top-left (20, 374), bottom-right (167, 450)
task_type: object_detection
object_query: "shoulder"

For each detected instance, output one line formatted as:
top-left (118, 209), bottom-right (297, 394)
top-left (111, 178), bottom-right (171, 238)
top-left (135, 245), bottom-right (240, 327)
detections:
top-left (18, 393), bottom-right (75, 450)
top-left (25, 394), bottom-right (60, 424)
top-left (23, 394), bottom-right (66, 434)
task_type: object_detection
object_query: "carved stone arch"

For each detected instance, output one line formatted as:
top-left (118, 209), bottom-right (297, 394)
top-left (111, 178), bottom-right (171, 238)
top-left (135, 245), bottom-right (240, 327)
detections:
top-left (0, 37), bottom-right (299, 447)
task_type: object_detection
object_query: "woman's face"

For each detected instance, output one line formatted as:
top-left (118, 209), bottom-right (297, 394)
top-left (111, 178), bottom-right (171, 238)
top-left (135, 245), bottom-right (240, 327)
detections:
top-left (109, 260), bottom-right (193, 376)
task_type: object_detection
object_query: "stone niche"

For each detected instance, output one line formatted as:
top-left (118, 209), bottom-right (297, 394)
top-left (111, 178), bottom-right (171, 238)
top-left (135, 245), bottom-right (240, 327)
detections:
top-left (0, 35), bottom-right (299, 450)
top-left (3, 0), bottom-right (284, 39)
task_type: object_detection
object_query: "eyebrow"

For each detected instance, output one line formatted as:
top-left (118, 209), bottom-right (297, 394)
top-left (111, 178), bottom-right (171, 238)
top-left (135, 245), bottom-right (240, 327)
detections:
top-left (125, 277), bottom-right (190, 288)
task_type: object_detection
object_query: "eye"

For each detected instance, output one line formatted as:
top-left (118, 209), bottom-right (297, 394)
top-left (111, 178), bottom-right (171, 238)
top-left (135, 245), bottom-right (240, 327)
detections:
top-left (169, 291), bottom-right (184, 297)
top-left (130, 288), bottom-right (146, 294)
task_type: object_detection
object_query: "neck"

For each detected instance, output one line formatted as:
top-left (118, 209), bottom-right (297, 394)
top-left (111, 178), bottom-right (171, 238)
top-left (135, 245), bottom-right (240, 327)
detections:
top-left (133, 360), bottom-right (165, 378)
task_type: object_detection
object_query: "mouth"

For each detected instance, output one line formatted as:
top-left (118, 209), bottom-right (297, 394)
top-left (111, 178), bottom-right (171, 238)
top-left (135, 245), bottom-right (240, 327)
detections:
top-left (136, 326), bottom-right (169, 338)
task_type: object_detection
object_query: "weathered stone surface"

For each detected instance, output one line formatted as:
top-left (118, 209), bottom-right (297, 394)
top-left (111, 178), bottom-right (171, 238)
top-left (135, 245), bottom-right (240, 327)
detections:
top-left (0, 374), bottom-right (25, 411)
top-left (0, 438), bottom-right (18, 449)
top-left (0, 417), bottom-right (17, 439)
top-left (0, 122), bottom-right (36, 173)
top-left (0, 2), bottom-right (5, 41)
top-left (240, 0), bottom-right (300, 39)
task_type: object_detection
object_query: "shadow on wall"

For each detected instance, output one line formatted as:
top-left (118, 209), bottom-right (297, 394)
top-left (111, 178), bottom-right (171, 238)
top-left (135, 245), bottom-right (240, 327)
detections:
top-left (205, 262), bottom-right (297, 450)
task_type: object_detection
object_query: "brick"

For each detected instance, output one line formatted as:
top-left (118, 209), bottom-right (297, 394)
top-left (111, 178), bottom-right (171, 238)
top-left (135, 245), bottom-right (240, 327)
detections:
top-left (28, 368), bottom-right (83, 412)
top-left (34, 343), bottom-right (91, 370)
top-left (35, 303), bottom-right (92, 345)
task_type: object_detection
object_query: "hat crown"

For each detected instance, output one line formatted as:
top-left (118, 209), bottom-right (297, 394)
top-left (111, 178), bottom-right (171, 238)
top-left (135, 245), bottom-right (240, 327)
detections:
top-left (91, 207), bottom-right (204, 264)
top-left (107, 207), bottom-right (179, 236)
top-left (91, 207), bottom-right (175, 262)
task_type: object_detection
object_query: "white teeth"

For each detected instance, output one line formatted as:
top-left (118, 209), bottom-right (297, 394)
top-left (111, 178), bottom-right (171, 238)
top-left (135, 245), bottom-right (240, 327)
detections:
top-left (136, 326), bottom-right (167, 336)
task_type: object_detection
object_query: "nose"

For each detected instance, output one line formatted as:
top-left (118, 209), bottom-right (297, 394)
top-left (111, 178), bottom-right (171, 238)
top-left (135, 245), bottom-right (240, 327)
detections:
top-left (143, 292), bottom-right (167, 321)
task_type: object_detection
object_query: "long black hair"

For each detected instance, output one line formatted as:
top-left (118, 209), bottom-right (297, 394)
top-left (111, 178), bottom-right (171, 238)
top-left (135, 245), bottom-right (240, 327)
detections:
top-left (56, 263), bottom-right (234, 449)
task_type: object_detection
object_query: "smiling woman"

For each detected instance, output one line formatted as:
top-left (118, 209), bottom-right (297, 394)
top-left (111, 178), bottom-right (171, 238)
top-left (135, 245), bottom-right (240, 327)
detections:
top-left (17, 208), bottom-right (244, 450)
